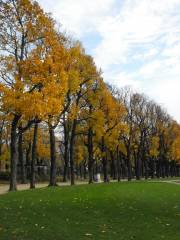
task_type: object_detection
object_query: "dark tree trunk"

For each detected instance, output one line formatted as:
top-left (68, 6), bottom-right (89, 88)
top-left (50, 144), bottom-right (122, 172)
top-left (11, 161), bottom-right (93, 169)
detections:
top-left (117, 149), bottom-right (121, 182)
top-left (18, 129), bottom-right (26, 184)
top-left (79, 163), bottom-right (83, 179)
top-left (127, 147), bottom-right (132, 181)
top-left (69, 142), bottom-right (74, 185)
top-left (156, 158), bottom-right (160, 178)
top-left (151, 157), bottom-right (155, 179)
top-left (26, 142), bottom-right (31, 179)
top-left (63, 123), bottom-right (69, 182)
top-left (49, 125), bottom-right (57, 186)
top-left (88, 127), bottom-right (94, 184)
top-left (165, 160), bottom-right (169, 178)
top-left (110, 151), bottom-right (116, 180)
top-left (103, 154), bottom-right (108, 182)
top-left (144, 159), bottom-right (148, 179)
top-left (30, 122), bottom-right (38, 189)
top-left (162, 159), bottom-right (166, 178)
top-left (83, 161), bottom-right (87, 179)
top-left (95, 161), bottom-right (98, 175)
top-left (121, 157), bottom-right (126, 179)
top-left (136, 137), bottom-right (143, 180)
top-left (136, 154), bottom-right (141, 180)
top-left (63, 150), bottom-right (68, 182)
top-left (0, 121), bottom-right (4, 171)
top-left (0, 144), bottom-right (2, 172)
top-left (69, 120), bottom-right (77, 185)
top-left (102, 137), bottom-right (109, 183)
top-left (76, 164), bottom-right (79, 180)
top-left (101, 137), bottom-right (109, 183)
top-left (9, 115), bottom-right (21, 191)
top-left (0, 139), bottom-right (2, 171)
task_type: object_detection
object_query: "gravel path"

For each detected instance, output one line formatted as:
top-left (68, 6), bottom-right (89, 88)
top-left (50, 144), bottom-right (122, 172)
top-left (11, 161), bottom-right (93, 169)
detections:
top-left (163, 180), bottom-right (180, 185)
top-left (0, 181), bottom-right (88, 195)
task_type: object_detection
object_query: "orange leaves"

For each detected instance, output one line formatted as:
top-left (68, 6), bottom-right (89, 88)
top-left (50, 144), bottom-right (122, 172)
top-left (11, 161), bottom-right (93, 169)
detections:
top-left (118, 142), bottom-right (127, 156)
top-left (69, 104), bottom-right (80, 121)
top-left (23, 126), bottom-right (50, 159)
top-left (0, 83), bottom-right (6, 94)
top-left (149, 136), bottom-right (159, 157)
top-left (0, 0), bottom-right (69, 123)
top-left (74, 143), bottom-right (86, 165)
top-left (68, 70), bottom-right (80, 93)
top-left (169, 122), bottom-right (180, 162)
top-left (2, 0), bottom-right (179, 172)
top-left (37, 129), bottom-right (50, 159)
top-left (171, 137), bottom-right (180, 162)
top-left (91, 110), bottom-right (105, 134)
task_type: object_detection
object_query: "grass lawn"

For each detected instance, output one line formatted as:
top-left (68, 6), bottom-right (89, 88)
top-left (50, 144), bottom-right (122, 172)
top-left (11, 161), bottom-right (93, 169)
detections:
top-left (0, 182), bottom-right (180, 240)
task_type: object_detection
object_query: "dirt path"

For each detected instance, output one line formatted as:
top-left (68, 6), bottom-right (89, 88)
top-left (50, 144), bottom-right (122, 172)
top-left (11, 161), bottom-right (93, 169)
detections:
top-left (0, 181), bottom-right (88, 195)
top-left (162, 180), bottom-right (180, 185)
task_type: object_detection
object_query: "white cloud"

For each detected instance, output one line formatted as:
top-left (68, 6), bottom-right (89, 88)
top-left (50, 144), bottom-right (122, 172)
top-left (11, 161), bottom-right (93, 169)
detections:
top-left (133, 48), bottom-right (159, 61)
top-left (139, 60), bottom-right (162, 77)
top-left (37, 0), bottom-right (116, 37)
top-left (137, 56), bottom-right (180, 122)
top-left (148, 77), bottom-right (180, 122)
top-left (104, 70), bottom-right (141, 90)
top-left (94, 0), bottom-right (180, 70)
top-left (162, 44), bottom-right (180, 58)
top-left (37, 0), bottom-right (180, 122)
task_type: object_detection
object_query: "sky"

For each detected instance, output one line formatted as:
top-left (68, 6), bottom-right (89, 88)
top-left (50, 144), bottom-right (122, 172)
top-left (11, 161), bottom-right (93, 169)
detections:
top-left (37, 0), bottom-right (180, 122)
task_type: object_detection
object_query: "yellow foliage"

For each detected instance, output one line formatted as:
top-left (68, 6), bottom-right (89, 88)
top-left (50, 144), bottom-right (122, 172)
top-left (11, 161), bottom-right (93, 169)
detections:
top-left (149, 136), bottom-right (159, 157)
top-left (171, 137), bottom-right (180, 162)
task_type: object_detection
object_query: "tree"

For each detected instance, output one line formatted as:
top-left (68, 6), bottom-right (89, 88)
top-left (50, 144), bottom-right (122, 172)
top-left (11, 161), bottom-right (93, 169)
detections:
top-left (0, 0), bottom-right (69, 190)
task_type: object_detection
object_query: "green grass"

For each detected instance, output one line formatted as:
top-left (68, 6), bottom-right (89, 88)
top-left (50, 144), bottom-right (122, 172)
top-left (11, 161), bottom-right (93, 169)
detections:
top-left (0, 182), bottom-right (180, 240)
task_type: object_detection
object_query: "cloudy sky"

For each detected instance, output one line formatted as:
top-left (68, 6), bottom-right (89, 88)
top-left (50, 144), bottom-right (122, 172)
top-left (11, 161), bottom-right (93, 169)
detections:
top-left (37, 0), bottom-right (180, 122)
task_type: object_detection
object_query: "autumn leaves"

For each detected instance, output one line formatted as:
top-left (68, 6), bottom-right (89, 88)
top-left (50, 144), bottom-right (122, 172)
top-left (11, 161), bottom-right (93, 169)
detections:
top-left (0, 0), bottom-right (179, 191)
top-left (0, 0), bottom-right (124, 189)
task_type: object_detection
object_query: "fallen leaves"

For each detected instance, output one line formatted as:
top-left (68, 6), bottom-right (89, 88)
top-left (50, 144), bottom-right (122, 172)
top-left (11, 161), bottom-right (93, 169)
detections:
top-left (85, 233), bottom-right (93, 237)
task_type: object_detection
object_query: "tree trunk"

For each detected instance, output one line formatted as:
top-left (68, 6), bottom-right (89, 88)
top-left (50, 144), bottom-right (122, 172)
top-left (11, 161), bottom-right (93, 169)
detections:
top-left (18, 129), bottom-right (26, 184)
top-left (110, 151), bottom-right (116, 180)
top-left (0, 140), bottom-right (2, 171)
top-left (88, 127), bottom-right (94, 184)
top-left (76, 164), bottom-right (79, 180)
top-left (69, 120), bottom-right (76, 185)
top-left (79, 163), bottom-right (83, 179)
top-left (0, 122), bottom-right (4, 171)
top-left (136, 152), bottom-right (141, 180)
top-left (101, 137), bottom-right (109, 183)
top-left (103, 154), bottom-right (109, 182)
top-left (63, 124), bottom-right (69, 182)
top-left (117, 148), bottom-right (121, 182)
top-left (26, 142), bottom-right (31, 179)
top-left (63, 149), bottom-right (68, 182)
top-left (69, 142), bottom-right (74, 185)
top-left (127, 147), bottom-right (132, 181)
top-left (30, 122), bottom-right (38, 189)
top-left (151, 157), bottom-right (155, 179)
top-left (83, 161), bottom-right (87, 179)
top-left (49, 125), bottom-right (57, 186)
top-left (144, 158), bottom-right (148, 179)
top-left (9, 115), bottom-right (21, 191)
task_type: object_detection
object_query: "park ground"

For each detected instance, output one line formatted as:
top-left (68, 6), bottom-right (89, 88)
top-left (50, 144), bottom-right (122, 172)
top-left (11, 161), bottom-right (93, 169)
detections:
top-left (0, 181), bottom-right (180, 240)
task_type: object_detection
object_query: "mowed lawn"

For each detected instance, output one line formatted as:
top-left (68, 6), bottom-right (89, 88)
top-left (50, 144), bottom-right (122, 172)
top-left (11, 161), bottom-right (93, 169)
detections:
top-left (0, 182), bottom-right (180, 240)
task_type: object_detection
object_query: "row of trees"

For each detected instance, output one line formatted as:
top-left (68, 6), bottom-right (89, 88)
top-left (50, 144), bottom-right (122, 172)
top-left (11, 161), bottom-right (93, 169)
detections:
top-left (0, 0), bottom-right (179, 191)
